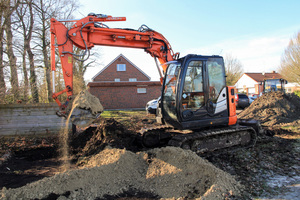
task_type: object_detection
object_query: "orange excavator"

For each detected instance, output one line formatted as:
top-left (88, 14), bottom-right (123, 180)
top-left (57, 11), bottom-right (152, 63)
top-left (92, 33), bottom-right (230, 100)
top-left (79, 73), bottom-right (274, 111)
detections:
top-left (50, 13), bottom-right (266, 152)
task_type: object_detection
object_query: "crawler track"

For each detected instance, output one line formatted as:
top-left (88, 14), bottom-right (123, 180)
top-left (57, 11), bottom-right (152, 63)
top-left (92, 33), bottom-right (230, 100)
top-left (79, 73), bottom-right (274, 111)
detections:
top-left (141, 125), bottom-right (257, 153)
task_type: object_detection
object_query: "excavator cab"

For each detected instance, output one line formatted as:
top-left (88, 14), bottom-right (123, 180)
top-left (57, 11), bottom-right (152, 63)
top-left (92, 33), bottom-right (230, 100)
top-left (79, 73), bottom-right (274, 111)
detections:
top-left (157, 54), bottom-right (235, 130)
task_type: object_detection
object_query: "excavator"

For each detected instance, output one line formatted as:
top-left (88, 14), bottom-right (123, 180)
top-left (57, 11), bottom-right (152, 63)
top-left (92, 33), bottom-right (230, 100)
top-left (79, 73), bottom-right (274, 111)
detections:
top-left (50, 13), bottom-right (266, 152)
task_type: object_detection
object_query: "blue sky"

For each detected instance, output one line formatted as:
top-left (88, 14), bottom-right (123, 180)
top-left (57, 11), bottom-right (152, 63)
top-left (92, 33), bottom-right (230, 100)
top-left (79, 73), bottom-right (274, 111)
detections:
top-left (76, 0), bottom-right (300, 81)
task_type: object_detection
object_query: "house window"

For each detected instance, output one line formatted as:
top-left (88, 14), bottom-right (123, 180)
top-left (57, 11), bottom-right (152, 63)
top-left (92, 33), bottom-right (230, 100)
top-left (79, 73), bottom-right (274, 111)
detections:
top-left (117, 64), bottom-right (126, 71)
top-left (115, 78), bottom-right (120, 82)
top-left (129, 78), bottom-right (137, 82)
top-left (137, 88), bottom-right (146, 93)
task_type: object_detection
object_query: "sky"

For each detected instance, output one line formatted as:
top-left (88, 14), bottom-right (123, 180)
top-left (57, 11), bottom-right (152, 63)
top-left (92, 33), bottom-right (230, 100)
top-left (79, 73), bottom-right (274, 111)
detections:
top-left (74, 0), bottom-right (300, 81)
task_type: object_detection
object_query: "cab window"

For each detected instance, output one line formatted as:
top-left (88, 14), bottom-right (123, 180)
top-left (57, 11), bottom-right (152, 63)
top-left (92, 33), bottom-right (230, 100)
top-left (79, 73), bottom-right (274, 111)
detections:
top-left (207, 58), bottom-right (225, 103)
top-left (163, 62), bottom-right (181, 120)
top-left (182, 61), bottom-right (204, 110)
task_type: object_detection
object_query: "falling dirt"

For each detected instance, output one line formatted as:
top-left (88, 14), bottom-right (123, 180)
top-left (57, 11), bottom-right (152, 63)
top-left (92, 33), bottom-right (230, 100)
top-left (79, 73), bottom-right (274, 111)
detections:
top-left (58, 114), bottom-right (72, 172)
top-left (58, 89), bottom-right (104, 171)
top-left (238, 91), bottom-right (300, 127)
top-left (0, 147), bottom-right (242, 200)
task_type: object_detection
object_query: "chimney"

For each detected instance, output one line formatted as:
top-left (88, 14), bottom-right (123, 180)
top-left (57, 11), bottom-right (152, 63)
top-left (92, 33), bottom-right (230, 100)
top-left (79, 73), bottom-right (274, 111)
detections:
top-left (272, 70), bottom-right (276, 73)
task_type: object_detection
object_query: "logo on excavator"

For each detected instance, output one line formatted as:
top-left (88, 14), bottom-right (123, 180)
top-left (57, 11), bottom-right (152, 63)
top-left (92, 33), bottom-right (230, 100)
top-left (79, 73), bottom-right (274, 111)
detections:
top-left (107, 17), bottom-right (125, 21)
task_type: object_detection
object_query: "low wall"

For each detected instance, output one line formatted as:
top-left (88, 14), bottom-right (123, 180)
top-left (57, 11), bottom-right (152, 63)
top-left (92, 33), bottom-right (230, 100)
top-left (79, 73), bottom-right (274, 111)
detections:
top-left (0, 103), bottom-right (68, 136)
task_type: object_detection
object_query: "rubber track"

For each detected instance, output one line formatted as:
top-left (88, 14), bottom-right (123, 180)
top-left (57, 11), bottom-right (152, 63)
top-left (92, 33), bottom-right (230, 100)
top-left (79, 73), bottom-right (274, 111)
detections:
top-left (141, 125), bottom-right (257, 152)
top-left (168, 126), bottom-right (257, 149)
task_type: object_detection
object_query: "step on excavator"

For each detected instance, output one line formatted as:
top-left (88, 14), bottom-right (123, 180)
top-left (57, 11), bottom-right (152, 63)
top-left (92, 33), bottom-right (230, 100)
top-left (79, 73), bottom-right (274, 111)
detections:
top-left (50, 13), bottom-right (268, 153)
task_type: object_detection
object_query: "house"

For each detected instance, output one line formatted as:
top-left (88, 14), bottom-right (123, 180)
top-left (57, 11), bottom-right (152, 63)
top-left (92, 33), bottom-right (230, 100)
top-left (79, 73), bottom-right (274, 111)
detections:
top-left (285, 82), bottom-right (300, 93)
top-left (88, 54), bottom-right (161, 109)
top-left (234, 71), bottom-right (285, 95)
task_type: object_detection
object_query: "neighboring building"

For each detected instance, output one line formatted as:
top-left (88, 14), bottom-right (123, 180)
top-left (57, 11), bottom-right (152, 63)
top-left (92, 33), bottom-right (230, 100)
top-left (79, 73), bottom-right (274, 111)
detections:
top-left (234, 71), bottom-right (284, 95)
top-left (285, 82), bottom-right (300, 93)
top-left (88, 54), bottom-right (161, 109)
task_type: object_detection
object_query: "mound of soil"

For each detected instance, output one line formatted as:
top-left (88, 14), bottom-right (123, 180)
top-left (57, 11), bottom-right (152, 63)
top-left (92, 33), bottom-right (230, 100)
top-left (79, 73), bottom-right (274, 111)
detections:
top-left (69, 118), bottom-right (142, 162)
top-left (1, 147), bottom-right (243, 200)
top-left (238, 91), bottom-right (300, 127)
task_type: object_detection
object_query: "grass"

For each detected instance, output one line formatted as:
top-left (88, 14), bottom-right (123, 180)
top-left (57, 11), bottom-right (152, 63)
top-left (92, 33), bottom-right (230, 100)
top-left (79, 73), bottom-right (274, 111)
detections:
top-left (100, 110), bottom-right (157, 130)
top-left (101, 110), bottom-right (147, 119)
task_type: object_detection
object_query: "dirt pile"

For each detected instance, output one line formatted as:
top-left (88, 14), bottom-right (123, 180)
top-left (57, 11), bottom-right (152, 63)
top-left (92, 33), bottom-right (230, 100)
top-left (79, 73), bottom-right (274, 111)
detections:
top-left (238, 91), bottom-right (300, 127)
top-left (1, 147), bottom-right (243, 200)
top-left (69, 118), bottom-right (142, 162)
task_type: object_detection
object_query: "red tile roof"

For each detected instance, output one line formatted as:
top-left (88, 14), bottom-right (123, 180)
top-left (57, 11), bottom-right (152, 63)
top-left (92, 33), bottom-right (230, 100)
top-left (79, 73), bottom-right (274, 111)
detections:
top-left (245, 72), bottom-right (283, 82)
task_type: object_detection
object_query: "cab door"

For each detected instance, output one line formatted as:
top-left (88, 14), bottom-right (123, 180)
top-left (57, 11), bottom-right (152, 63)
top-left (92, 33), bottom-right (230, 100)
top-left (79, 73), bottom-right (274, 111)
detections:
top-left (178, 56), bottom-right (228, 129)
top-left (179, 59), bottom-right (208, 121)
top-left (161, 62), bottom-right (181, 124)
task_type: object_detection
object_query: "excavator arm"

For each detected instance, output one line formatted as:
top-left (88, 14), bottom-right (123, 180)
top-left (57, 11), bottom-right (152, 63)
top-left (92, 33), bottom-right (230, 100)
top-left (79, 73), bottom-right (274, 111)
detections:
top-left (50, 13), bottom-right (179, 124)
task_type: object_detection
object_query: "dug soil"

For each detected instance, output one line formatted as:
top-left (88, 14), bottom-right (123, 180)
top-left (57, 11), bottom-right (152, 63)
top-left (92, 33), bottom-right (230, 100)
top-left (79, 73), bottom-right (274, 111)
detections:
top-left (1, 91), bottom-right (299, 199)
top-left (238, 91), bottom-right (300, 128)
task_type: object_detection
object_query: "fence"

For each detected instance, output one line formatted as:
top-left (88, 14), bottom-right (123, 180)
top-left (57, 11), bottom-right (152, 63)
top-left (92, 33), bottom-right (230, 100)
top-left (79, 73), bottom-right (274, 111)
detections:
top-left (0, 103), bottom-right (68, 136)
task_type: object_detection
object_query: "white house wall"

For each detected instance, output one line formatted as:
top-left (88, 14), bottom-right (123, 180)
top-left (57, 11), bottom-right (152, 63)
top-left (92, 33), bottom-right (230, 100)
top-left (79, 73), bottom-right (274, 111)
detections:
top-left (235, 74), bottom-right (257, 94)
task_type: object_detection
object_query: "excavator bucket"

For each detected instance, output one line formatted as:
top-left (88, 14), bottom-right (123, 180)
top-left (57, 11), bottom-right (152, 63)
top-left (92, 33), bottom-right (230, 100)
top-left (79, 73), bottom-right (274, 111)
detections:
top-left (67, 90), bottom-right (104, 128)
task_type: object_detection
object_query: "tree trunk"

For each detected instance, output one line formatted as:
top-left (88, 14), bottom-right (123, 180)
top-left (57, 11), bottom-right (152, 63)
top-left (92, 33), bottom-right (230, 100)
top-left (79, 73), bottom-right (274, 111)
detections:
top-left (0, 40), bottom-right (6, 100)
top-left (26, 1), bottom-right (39, 103)
top-left (5, 10), bottom-right (19, 101)
top-left (22, 49), bottom-right (29, 101)
top-left (41, 4), bottom-right (52, 103)
top-left (42, 39), bottom-right (52, 103)
top-left (0, 4), bottom-right (6, 99)
top-left (27, 47), bottom-right (39, 102)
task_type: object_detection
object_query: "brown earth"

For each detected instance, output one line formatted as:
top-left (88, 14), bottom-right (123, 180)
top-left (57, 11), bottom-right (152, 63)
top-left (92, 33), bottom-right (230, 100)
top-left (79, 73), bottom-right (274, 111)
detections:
top-left (1, 146), bottom-right (243, 200)
top-left (0, 91), bottom-right (300, 199)
top-left (238, 91), bottom-right (300, 129)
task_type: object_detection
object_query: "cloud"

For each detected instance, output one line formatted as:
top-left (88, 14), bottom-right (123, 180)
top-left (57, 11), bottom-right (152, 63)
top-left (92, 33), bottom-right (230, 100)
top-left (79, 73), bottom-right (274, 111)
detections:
top-left (84, 30), bottom-right (293, 83)
top-left (182, 34), bottom-right (290, 73)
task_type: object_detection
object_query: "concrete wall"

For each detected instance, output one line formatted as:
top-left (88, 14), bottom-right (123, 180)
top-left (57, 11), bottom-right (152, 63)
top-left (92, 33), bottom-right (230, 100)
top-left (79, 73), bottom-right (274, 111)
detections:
top-left (0, 103), bottom-right (67, 136)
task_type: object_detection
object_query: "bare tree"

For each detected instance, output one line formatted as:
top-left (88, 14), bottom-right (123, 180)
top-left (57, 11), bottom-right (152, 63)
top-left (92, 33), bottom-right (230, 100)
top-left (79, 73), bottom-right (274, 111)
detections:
top-left (4, 0), bottom-right (20, 101)
top-left (16, 0), bottom-right (37, 102)
top-left (224, 54), bottom-right (244, 86)
top-left (72, 47), bottom-right (101, 95)
top-left (27, 0), bottom-right (39, 102)
top-left (279, 31), bottom-right (300, 84)
top-left (33, 0), bottom-right (79, 103)
top-left (12, 0), bottom-right (39, 103)
top-left (32, 0), bottom-right (53, 103)
top-left (0, 0), bottom-right (81, 103)
top-left (0, 1), bottom-right (7, 98)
